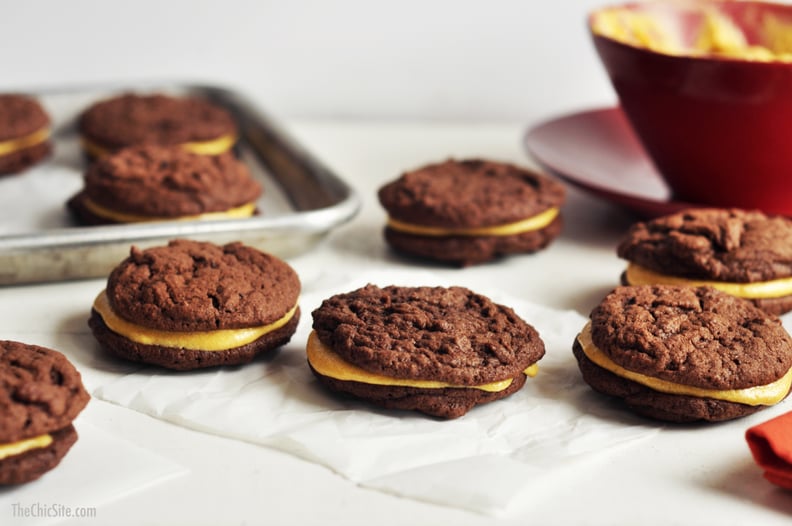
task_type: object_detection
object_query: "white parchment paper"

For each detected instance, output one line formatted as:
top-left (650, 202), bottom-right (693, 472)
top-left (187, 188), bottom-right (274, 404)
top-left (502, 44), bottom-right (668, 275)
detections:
top-left (0, 420), bottom-right (187, 526)
top-left (92, 271), bottom-right (658, 516)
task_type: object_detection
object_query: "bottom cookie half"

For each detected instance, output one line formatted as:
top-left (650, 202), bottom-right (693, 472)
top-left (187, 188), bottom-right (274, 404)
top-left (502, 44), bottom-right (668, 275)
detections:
top-left (309, 365), bottom-right (529, 419)
top-left (572, 340), bottom-right (769, 423)
top-left (89, 308), bottom-right (300, 370)
top-left (384, 215), bottom-right (563, 266)
top-left (0, 142), bottom-right (51, 175)
top-left (0, 425), bottom-right (78, 485)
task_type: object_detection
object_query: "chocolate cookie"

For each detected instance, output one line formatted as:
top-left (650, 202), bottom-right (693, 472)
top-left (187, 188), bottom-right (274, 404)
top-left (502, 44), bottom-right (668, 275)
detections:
top-left (89, 239), bottom-right (300, 370)
top-left (377, 159), bottom-right (566, 266)
top-left (0, 340), bottom-right (89, 484)
top-left (573, 285), bottom-right (792, 423)
top-left (618, 208), bottom-right (792, 315)
top-left (0, 94), bottom-right (52, 175)
top-left (67, 145), bottom-right (262, 225)
top-left (78, 93), bottom-right (237, 158)
top-left (308, 284), bottom-right (545, 418)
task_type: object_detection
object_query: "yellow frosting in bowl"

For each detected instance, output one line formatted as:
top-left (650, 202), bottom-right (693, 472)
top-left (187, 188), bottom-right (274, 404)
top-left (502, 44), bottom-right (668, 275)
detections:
top-left (592, 5), bottom-right (792, 62)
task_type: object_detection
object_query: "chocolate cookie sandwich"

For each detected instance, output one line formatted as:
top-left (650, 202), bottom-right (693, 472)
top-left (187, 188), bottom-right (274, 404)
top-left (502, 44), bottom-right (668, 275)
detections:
top-left (78, 93), bottom-right (237, 159)
top-left (573, 285), bottom-right (792, 423)
top-left (0, 94), bottom-right (52, 175)
top-left (308, 284), bottom-right (545, 418)
top-left (67, 145), bottom-right (262, 225)
top-left (1, 340), bottom-right (89, 485)
top-left (89, 239), bottom-right (300, 370)
top-left (377, 159), bottom-right (566, 266)
top-left (618, 208), bottom-right (792, 315)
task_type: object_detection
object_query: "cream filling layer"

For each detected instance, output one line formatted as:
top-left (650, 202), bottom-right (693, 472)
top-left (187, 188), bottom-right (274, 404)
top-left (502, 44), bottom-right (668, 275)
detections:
top-left (80, 133), bottom-right (237, 158)
top-left (577, 323), bottom-right (792, 406)
top-left (624, 263), bottom-right (792, 300)
top-left (93, 291), bottom-right (298, 351)
top-left (0, 434), bottom-right (53, 461)
top-left (0, 127), bottom-right (50, 156)
top-left (387, 207), bottom-right (559, 238)
top-left (81, 197), bottom-right (256, 224)
top-left (306, 330), bottom-right (539, 393)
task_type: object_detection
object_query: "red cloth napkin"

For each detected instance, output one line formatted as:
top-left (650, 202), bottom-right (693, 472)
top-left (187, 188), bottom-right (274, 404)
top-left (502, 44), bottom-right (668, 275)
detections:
top-left (746, 411), bottom-right (792, 490)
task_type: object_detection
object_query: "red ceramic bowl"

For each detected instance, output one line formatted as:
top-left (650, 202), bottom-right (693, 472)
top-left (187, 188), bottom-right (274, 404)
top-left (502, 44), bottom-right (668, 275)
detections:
top-left (590, 1), bottom-right (792, 215)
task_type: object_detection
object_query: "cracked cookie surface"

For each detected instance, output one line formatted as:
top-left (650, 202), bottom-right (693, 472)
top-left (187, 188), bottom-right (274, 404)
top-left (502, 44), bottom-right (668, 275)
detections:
top-left (618, 208), bottom-right (792, 282)
top-left (105, 240), bottom-right (300, 331)
top-left (590, 285), bottom-right (792, 390)
top-left (312, 284), bottom-right (545, 385)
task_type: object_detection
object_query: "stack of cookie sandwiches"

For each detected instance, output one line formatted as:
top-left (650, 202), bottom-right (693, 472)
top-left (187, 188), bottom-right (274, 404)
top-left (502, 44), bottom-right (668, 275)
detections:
top-left (0, 94), bottom-right (52, 175)
top-left (573, 285), bottom-right (792, 422)
top-left (378, 159), bottom-right (565, 265)
top-left (0, 340), bottom-right (89, 484)
top-left (618, 208), bottom-right (792, 315)
top-left (307, 284), bottom-right (546, 418)
top-left (89, 240), bottom-right (300, 370)
top-left (67, 92), bottom-right (261, 225)
top-left (78, 93), bottom-right (238, 159)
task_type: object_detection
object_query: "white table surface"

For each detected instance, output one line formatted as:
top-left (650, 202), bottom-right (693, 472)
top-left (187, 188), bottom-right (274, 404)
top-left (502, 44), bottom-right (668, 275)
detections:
top-left (2, 118), bottom-right (791, 526)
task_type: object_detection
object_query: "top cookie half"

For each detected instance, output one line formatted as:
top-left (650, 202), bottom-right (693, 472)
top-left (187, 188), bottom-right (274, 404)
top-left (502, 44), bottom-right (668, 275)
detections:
top-left (311, 284), bottom-right (545, 385)
top-left (378, 159), bottom-right (565, 228)
top-left (104, 239), bottom-right (300, 332)
top-left (618, 208), bottom-right (792, 314)
top-left (0, 95), bottom-right (50, 142)
top-left (78, 93), bottom-right (237, 157)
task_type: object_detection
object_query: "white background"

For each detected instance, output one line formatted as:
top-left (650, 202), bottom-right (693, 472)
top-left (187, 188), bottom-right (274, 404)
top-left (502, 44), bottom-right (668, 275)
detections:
top-left (0, 0), bottom-right (615, 122)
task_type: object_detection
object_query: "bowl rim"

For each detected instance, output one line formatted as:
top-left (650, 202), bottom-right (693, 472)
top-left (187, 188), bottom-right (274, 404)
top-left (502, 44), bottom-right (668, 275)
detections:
top-left (587, 0), bottom-right (792, 67)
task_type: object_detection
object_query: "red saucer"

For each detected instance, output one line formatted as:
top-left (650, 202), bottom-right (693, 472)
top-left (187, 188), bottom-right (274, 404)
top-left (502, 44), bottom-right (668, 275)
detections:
top-left (524, 107), bottom-right (697, 218)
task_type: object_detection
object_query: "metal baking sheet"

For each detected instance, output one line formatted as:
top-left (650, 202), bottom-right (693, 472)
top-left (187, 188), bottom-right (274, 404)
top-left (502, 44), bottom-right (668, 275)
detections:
top-left (0, 83), bottom-right (360, 285)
